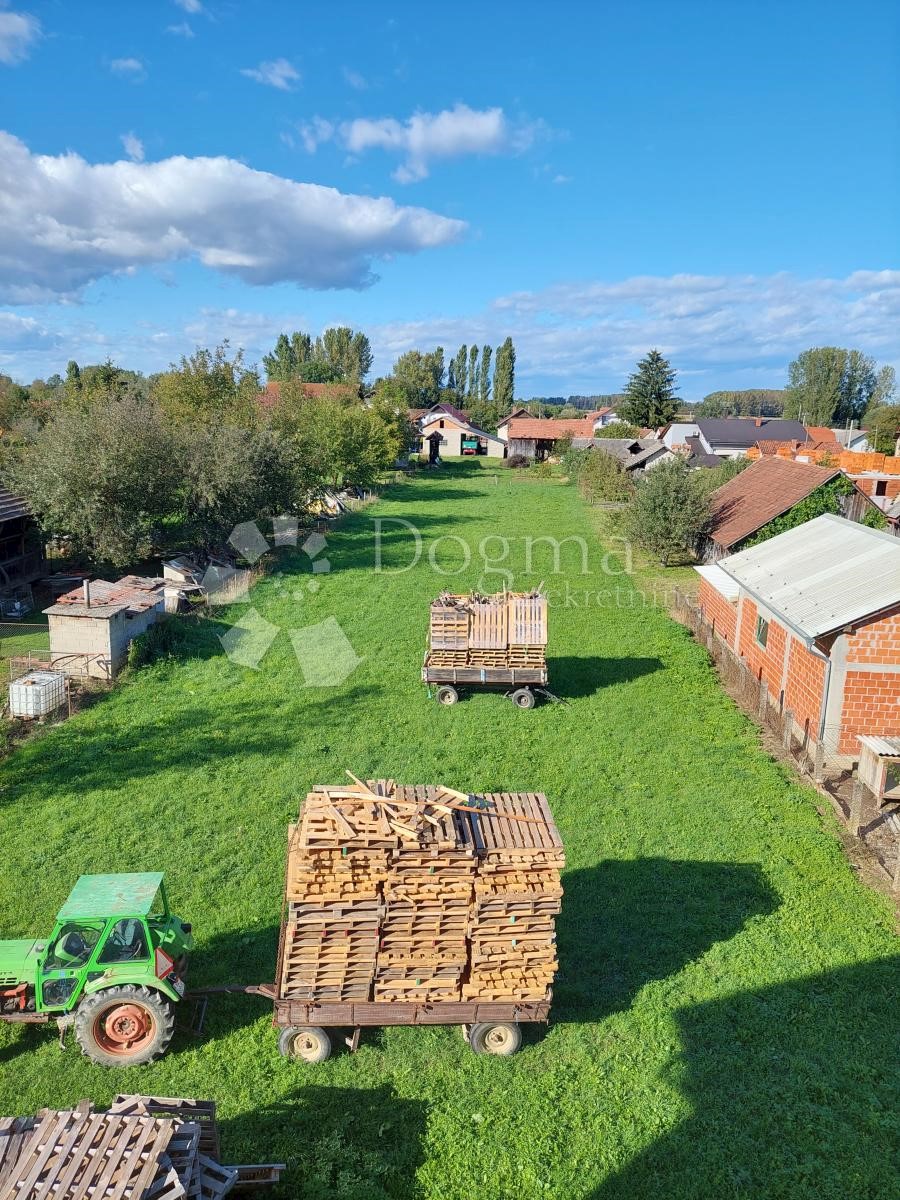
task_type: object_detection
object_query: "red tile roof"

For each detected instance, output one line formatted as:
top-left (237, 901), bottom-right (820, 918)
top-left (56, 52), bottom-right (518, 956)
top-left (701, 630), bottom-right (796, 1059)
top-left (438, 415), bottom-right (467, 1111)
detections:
top-left (709, 457), bottom-right (841, 549)
top-left (506, 417), bottom-right (598, 441)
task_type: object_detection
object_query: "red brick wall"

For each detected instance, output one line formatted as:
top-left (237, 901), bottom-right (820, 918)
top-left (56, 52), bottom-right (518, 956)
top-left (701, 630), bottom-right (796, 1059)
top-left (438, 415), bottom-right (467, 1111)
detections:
top-left (698, 578), bottom-right (737, 647)
top-left (738, 597), bottom-right (787, 694)
top-left (839, 670), bottom-right (900, 753)
top-left (853, 477), bottom-right (900, 501)
top-left (783, 638), bottom-right (827, 742)
top-left (845, 609), bottom-right (900, 666)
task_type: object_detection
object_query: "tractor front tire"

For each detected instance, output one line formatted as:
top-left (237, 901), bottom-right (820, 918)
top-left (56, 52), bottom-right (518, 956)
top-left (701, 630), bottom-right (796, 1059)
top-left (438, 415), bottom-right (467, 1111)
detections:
top-left (278, 1025), bottom-right (332, 1063)
top-left (74, 985), bottom-right (175, 1067)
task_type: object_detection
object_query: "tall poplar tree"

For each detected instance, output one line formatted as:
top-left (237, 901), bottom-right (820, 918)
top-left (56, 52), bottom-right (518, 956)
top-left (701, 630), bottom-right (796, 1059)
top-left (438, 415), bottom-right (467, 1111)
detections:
top-left (468, 345), bottom-right (479, 404)
top-left (493, 337), bottom-right (516, 412)
top-left (453, 345), bottom-right (468, 400)
top-left (479, 345), bottom-right (493, 404)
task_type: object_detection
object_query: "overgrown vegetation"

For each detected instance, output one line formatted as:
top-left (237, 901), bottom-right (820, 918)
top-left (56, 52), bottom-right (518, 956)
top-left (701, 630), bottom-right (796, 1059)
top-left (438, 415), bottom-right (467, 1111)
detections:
top-left (624, 457), bottom-right (711, 565)
top-left (743, 474), bottom-right (858, 546)
top-left (0, 461), bottom-right (895, 1198)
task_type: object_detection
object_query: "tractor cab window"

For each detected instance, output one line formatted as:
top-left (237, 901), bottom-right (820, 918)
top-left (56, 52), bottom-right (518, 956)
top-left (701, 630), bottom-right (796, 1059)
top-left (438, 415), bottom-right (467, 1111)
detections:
top-left (45, 922), bottom-right (103, 970)
top-left (98, 918), bottom-right (149, 964)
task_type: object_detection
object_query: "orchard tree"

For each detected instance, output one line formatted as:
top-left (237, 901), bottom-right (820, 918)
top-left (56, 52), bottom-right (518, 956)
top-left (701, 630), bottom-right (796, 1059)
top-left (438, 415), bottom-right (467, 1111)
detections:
top-left (619, 349), bottom-right (679, 428)
top-left (625, 456), bottom-right (710, 566)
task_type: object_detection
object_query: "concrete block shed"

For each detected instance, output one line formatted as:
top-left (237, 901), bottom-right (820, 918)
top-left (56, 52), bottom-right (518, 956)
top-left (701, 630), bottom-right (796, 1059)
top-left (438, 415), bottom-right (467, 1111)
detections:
top-left (695, 514), bottom-right (900, 756)
top-left (43, 576), bottom-right (166, 679)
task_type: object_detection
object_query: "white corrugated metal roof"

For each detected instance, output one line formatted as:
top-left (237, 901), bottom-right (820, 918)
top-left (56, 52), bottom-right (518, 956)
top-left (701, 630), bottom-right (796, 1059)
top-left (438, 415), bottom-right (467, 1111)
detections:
top-left (858, 735), bottom-right (900, 757)
top-left (693, 563), bottom-right (740, 602)
top-left (718, 515), bottom-right (900, 640)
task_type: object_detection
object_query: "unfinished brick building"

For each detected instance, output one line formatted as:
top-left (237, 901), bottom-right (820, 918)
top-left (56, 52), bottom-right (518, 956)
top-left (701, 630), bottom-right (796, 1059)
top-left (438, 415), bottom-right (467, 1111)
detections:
top-left (695, 515), bottom-right (900, 756)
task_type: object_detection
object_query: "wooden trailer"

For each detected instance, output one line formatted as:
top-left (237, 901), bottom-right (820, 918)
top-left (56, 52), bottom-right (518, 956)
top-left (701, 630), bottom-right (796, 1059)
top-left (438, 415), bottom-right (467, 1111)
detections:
top-left (423, 590), bottom-right (549, 707)
top-left (273, 777), bottom-right (564, 1061)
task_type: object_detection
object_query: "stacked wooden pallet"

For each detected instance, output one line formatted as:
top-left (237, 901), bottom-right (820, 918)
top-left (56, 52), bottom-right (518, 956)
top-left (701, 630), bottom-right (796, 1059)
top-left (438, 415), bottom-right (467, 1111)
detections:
top-left (0, 1094), bottom-right (282, 1200)
top-left (427, 591), bottom-right (548, 670)
top-left (279, 776), bottom-right (564, 1007)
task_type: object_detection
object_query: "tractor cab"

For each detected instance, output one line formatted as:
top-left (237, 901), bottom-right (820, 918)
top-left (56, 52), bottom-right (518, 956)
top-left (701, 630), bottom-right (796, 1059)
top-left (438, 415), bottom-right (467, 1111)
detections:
top-left (0, 871), bottom-right (193, 1065)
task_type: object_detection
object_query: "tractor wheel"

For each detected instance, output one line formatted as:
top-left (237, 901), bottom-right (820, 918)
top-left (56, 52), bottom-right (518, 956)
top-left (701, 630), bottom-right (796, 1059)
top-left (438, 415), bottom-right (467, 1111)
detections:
top-left (468, 1022), bottom-right (522, 1056)
top-left (74, 985), bottom-right (174, 1067)
top-left (436, 685), bottom-right (459, 706)
top-left (510, 688), bottom-right (536, 710)
top-left (278, 1025), bottom-right (332, 1063)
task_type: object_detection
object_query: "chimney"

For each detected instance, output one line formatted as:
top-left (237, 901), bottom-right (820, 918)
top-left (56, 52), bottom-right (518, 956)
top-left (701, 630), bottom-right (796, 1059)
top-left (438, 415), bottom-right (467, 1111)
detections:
top-left (754, 417), bottom-right (763, 427)
top-left (83, 580), bottom-right (91, 608)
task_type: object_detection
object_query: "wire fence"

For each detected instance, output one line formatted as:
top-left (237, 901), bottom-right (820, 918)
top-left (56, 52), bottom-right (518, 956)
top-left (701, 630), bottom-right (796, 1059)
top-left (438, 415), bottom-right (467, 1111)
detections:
top-left (671, 587), bottom-right (900, 890)
top-left (0, 622), bottom-right (51, 661)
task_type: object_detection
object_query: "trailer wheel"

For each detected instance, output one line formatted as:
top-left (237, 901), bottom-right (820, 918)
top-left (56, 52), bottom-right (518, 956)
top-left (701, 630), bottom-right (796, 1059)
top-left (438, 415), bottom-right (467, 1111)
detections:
top-left (436, 685), bottom-right (459, 706)
top-left (510, 688), bottom-right (536, 710)
top-left (278, 1025), bottom-right (332, 1063)
top-left (468, 1021), bottom-right (522, 1056)
top-left (74, 985), bottom-right (174, 1066)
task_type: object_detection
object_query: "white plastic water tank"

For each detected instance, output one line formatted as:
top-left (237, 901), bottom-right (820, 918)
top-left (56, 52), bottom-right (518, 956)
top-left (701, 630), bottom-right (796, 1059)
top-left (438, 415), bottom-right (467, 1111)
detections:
top-left (9, 671), bottom-right (65, 718)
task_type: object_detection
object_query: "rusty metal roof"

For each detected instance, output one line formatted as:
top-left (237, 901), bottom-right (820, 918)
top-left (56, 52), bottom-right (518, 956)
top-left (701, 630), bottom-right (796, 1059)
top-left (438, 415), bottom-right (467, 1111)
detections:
top-left (44, 575), bottom-right (165, 618)
top-left (0, 486), bottom-right (29, 523)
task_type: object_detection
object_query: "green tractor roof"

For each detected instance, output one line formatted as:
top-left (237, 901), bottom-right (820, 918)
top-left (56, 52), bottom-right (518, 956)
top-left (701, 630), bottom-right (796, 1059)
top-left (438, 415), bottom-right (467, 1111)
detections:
top-left (56, 873), bottom-right (165, 921)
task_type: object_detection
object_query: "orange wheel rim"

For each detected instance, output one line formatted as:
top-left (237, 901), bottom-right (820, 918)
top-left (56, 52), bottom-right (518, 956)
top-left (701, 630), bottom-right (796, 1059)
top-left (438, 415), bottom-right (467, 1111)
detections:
top-left (93, 1002), bottom-right (154, 1056)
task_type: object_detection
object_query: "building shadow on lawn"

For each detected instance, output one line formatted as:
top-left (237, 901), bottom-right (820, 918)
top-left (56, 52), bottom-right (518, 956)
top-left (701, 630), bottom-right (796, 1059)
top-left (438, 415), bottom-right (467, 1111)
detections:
top-left (219, 1083), bottom-right (428, 1200)
top-left (553, 859), bottom-right (779, 1023)
top-left (549, 655), bottom-right (663, 698)
top-left (588, 954), bottom-right (900, 1200)
top-left (1, 685), bottom-right (382, 803)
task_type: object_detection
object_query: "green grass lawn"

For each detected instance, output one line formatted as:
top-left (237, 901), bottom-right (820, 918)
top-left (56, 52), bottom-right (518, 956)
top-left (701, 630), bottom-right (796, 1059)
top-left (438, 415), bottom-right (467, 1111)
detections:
top-left (0, 460), bottom-right (896, 1199)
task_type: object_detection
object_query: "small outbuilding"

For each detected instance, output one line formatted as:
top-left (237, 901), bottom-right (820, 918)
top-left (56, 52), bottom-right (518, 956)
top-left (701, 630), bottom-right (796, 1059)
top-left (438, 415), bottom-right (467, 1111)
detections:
top-left (418, 411), bottom-right (505, 457)
top-left (44, 575), bottom-right (166, 679)
top-left (696, 514), bottom-right (900, 756)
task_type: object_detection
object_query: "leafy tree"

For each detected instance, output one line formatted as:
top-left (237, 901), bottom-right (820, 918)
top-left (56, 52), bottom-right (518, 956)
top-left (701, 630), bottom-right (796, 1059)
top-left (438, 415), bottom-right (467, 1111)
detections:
top-left (624, 456), bottom-right (710, 565)
top-left (8, 395), bottom-right (181, 566)
top-left (743, 476), bottom-right (857, 547)
top-left (694, 455), bottom-right (752, 494)
top-left (319, 327), bottom-right (373, 383)
top-left (0, 375), bottom-right (30, 431)
top-left (619, 349), bottom-right (679, 428)
top-left (695, 389), bottom-right (786, 418)
top-left (594, 421), bottom-right (643, 439)
top-left (391, 349), bottom-right (445, 406)
top-left (152, 342), bottom-right (261, 426)
top-left (492, 337), bottom-right (515, 413)
top-left (862, 403), bottom-right (900, 454)
top-left (274, 392), bottom-right (401, 493)
top-left (447, 359), bottom-right (457, 393)
top-left (65, 360), bottom-right (82, 399)
top-left (577, 450), bottom-right (634, 504)
top-left (558, 404), bottom-right (581, 419)
top-left (263, 327), bottom-right (371, 384)
top-left (452, 345), bottom-right (468, 401)
top-left (295, 359), bottom-right (343, 384)
top-left (783, 348), bottom-right (895, 425)
top-left (468, 345), bottom-right (479, 403)
top-left (479, 345), bottom-right (492, 404)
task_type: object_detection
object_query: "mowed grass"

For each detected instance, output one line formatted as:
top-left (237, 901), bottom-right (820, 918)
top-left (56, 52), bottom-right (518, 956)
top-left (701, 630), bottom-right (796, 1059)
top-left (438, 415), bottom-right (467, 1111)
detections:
top-left (0, 460), bottom-right (897, 1199)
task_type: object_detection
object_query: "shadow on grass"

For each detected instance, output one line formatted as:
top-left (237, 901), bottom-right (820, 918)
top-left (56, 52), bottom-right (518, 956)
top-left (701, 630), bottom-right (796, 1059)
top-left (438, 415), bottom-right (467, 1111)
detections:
top-left (549, 655), bottom-right (663, 698)
top-left (219, 1084), bottom-right (428, 1200)
top-left (589, 954), bottom-right (900, 1200)
top-left (554, 860), bottom-right (778, 1022)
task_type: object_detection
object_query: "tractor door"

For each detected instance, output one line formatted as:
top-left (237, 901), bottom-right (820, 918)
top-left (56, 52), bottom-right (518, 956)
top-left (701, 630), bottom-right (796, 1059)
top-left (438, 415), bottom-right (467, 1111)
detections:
top-left (36, 921), bottom-right (104, 1012)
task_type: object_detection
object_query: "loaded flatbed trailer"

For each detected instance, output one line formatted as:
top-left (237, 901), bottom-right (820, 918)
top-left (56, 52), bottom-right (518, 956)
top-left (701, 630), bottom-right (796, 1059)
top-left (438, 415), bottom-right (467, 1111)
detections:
top-left (422, 655), bottom-right (548, 708)
top-left (273, 997), bottom-right (551, 1061)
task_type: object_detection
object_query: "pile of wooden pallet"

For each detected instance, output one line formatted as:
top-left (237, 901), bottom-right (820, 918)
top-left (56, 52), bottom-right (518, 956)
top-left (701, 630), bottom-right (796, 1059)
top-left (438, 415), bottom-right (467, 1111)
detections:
top-left (279, 776), bottom-right (564, 1006)
top-left (427, 591), bottom-right (547, 670)
top-left (0, 1094), bottom-right (282, 1199)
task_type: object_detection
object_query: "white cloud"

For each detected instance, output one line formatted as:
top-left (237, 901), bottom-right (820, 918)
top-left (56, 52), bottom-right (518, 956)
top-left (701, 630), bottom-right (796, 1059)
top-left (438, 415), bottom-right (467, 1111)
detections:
top-left (0, 130), bottom-right (466, 302)
top-left (342, 66), bottom-right (367, 90)
top-left (241, 58), bottom-right (300, 91)
top-left (110, 57), bottom-right (146, 80)
top-left (552, 173), bottom-right (572, 185)
top-left (120, 132), bottom-right (144, 162)
top-left (174, 0), bottom-right (203, 12)
top-left (0, 7), bottom-right (39, 65)
top-left (165, 21), bottom-right (194, 37)
top-left (288, 104), bottom-right (546, 182)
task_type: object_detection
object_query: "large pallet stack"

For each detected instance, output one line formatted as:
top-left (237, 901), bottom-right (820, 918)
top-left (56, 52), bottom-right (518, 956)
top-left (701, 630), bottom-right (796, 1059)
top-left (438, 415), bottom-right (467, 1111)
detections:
top-left (278, 777), bottom-right (564, 1007)
top-left (0, 1094), bottom-right (282, 1199)
top-left (427, 591), bottom-right (547, 670)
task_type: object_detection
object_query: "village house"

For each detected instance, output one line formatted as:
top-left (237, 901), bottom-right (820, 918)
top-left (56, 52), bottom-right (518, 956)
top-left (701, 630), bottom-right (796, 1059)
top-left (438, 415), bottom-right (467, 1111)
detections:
top-left (503, 416), bottom-right (599, 460)
top-left (695, 515), bottom-right (900, 755)
top-left (661, 417), bottom-right (810, 458)
top-left (746, 442), bottom-right (900, 519)
top-left (418, 409), bottom-right (505, 457)
top-left (0, 486), bottom-right (45, 598)
top-left (570, 436), bottom-right (671, 473)
top-left (43, 576), bottom-right (167, 679)
top-left (699, 456), bottom-right (877, 562)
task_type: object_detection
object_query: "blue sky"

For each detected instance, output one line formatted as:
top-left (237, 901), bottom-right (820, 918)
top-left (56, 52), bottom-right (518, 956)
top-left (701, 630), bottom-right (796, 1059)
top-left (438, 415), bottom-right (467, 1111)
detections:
top-left (0, 0), bottom-right (897, 397)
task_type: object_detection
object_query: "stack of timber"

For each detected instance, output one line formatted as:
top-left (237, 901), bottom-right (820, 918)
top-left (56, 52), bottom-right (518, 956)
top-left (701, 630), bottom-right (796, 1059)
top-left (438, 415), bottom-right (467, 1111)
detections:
top-left (0, 1095), bottom-right (283, 1199)
top-left (426, 590), bottom-right (548, 670)
top-left (279, 776), bottom-right (564, 1007)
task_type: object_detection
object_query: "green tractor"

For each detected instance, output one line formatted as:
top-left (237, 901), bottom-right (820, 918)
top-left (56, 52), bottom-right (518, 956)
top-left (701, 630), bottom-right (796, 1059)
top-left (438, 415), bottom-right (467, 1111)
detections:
top-left (0, 872), bottom-right (192, 1066)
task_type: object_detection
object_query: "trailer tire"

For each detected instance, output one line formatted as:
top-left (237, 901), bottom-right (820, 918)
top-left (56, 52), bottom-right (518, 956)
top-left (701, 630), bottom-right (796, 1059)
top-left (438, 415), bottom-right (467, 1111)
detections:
top-left (511, 688), bottom-right (536, 710)
top-left (436, 685), bottom-right (459, 706)
top-left (74, 985), bottom-right (174, 1066)
top-left (468, 1021), bottom-right (522, 1056)
top-left (278, 1025), bottom-right (332, 1063)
